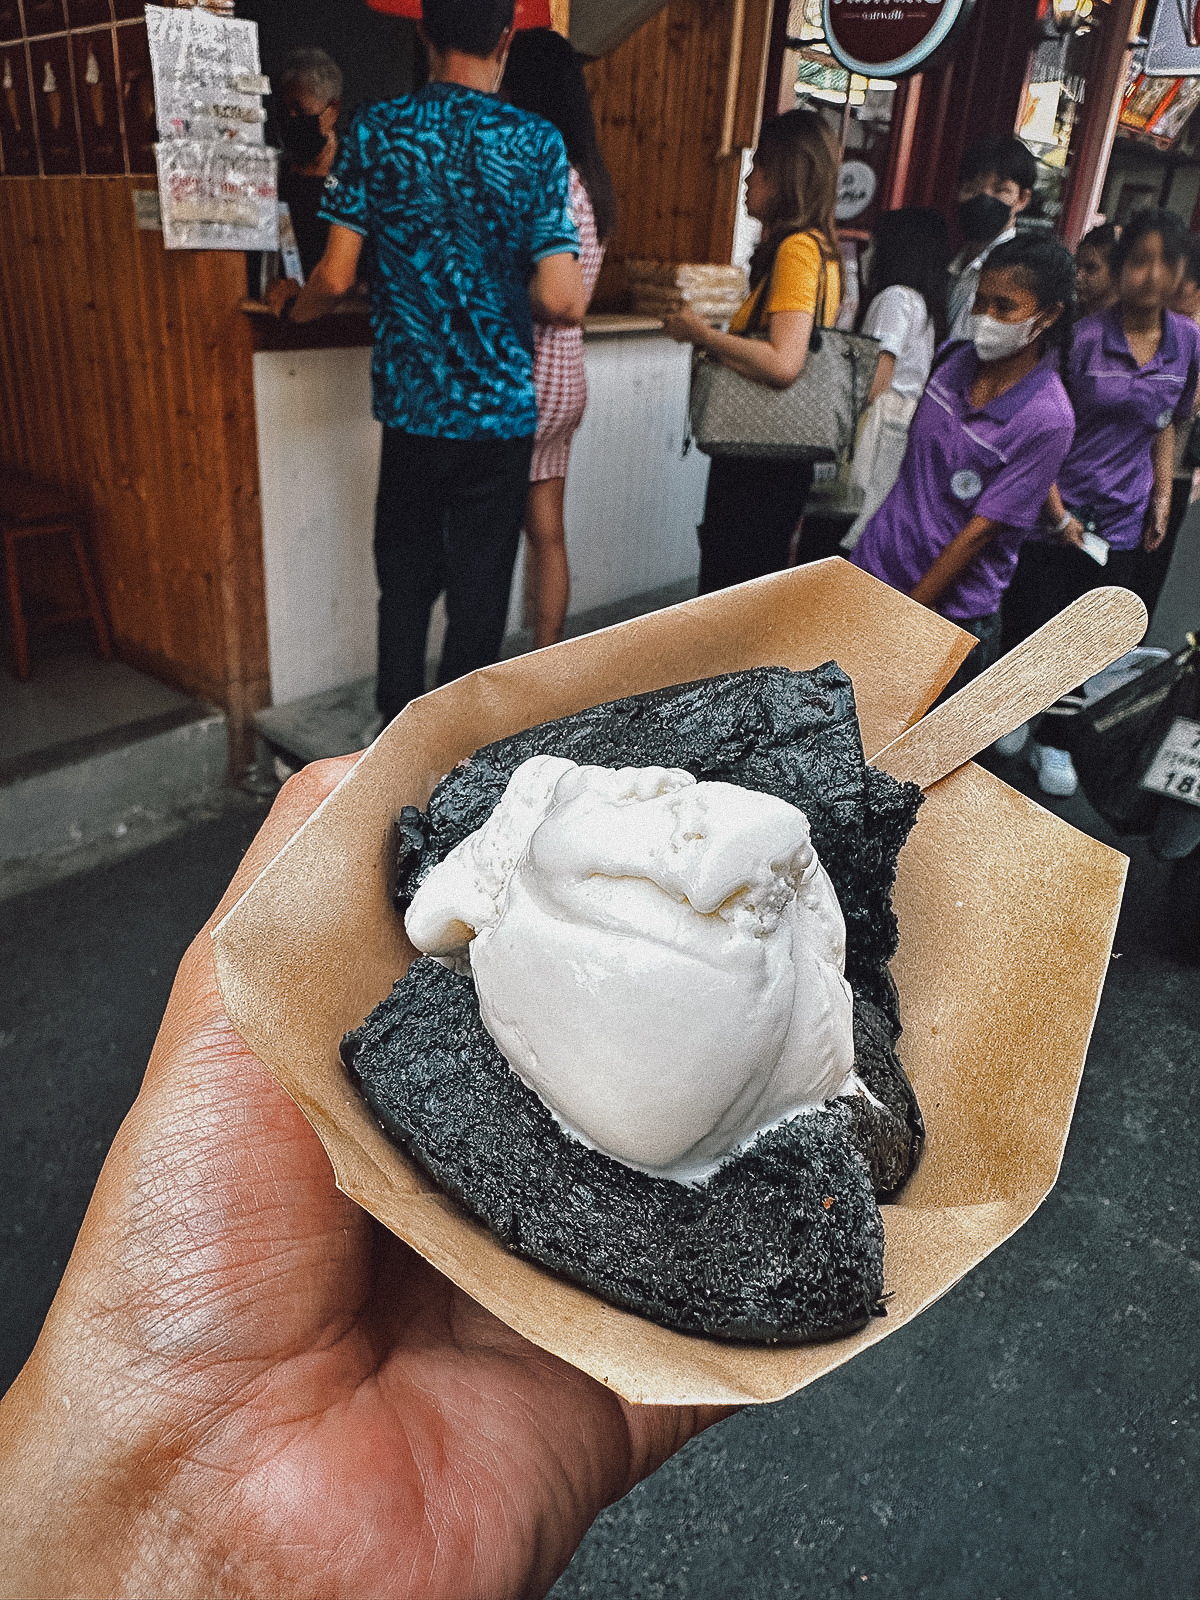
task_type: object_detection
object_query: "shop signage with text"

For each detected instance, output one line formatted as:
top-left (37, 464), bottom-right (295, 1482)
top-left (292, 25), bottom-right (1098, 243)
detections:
top-left (822, 0), bottom-right (975, 79)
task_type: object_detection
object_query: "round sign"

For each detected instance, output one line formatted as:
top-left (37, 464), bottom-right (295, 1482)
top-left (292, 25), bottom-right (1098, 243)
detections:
top-left (822, 0), bottom-right (976, 79)
top-left (951, 468), bottom-right (983, 501)
top-left (836, 159), bottom-right (877, 221)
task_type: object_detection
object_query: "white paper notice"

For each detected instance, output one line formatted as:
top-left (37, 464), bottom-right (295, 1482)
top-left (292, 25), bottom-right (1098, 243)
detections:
top-left (147, 4), bottom-right (277, 251)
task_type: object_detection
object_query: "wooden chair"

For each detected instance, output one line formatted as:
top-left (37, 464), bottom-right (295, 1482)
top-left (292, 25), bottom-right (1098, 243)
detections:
top-left (1, 469), bottom-right (112, 680)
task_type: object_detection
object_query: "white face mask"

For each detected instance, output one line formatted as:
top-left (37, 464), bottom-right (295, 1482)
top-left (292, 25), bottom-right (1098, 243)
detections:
top-left (969, 312), bottom-right (1043, 363)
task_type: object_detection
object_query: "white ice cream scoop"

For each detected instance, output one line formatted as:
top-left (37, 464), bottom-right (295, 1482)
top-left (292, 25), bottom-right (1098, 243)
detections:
top-left (405, 756), bottom-right (857, 1180)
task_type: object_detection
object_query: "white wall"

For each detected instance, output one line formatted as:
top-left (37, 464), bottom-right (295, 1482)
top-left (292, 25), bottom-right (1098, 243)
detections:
top-left (506, 333), bottom-right (708, 633)
top-left (253, 346), bottom-right (381, 707)
top-left (255, 333), bottom-right (708, 707)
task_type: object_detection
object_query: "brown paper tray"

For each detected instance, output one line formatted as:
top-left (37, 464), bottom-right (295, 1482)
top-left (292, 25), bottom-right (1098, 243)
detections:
top-left (213, 560), bottom-right (1128, 1406)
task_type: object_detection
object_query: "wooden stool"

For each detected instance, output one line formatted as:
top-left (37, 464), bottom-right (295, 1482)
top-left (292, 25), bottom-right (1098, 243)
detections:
top-left (1, 469), bottom-right (112, 680)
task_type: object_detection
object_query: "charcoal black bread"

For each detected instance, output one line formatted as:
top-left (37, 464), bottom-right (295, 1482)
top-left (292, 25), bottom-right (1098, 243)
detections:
top-left (347, 664), bottom-right (924, 1343)
top-left (345, 962), bottom-right (892, 1343)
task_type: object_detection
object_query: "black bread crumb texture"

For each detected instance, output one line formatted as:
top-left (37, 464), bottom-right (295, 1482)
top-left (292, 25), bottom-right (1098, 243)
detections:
top-left (344, 665), bottom-right (925, 1344)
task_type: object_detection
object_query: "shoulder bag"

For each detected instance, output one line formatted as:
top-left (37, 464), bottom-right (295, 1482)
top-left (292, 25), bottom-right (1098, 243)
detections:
top-left (688, 240), bottom-right (881, 462)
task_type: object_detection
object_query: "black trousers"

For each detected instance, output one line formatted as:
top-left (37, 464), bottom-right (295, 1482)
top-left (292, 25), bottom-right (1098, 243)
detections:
top-left (697, 455), bottom-right (814, 594)
top-left (373, 427), bottom-right (534, 719)
top-left (1001, 537), bottom-right (1148, 750)
top-left (1000, 537), bottom-right (1145, 656)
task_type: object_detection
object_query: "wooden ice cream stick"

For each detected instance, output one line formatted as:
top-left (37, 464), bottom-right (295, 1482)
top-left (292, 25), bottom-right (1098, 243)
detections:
top-left (869, 586), bottom-right (1149, 792)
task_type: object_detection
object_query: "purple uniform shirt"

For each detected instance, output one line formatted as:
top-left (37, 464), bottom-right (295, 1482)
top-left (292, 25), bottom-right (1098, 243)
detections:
top-left (1057, 306), bottom-right (1200, 550)
top-left (850, 342), bottom-right (1076, 621)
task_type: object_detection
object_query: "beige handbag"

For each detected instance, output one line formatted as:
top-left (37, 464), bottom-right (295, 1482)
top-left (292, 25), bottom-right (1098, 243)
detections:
top-left (689, 245), bottom-right (880, 462)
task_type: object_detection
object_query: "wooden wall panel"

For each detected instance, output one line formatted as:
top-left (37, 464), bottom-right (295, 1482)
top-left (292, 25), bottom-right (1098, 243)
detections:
top-left (0, 175), bottom-right (268, 759)
top-left (584, 0), bottom-right (773, 308)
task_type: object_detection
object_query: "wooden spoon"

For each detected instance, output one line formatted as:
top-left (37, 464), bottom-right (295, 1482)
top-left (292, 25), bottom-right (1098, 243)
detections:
top-left (869, 586), bottom-right (1149, 792)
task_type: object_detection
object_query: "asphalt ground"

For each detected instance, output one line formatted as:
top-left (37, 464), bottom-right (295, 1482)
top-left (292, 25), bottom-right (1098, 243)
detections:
top-left (1, 753), bottom-right (1197, 1599)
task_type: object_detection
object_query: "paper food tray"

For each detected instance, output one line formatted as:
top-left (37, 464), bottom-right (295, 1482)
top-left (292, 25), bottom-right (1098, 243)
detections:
top-left (213, 559), bottom-right (1127, 1406)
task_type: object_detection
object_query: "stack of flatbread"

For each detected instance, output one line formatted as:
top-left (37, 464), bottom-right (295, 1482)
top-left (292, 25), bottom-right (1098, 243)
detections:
top-left (627, 260), bottom-right (749, 325)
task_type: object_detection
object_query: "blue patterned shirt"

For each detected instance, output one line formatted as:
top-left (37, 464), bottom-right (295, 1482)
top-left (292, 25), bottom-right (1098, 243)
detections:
top-left (319, 84), bottom-right (578, 440)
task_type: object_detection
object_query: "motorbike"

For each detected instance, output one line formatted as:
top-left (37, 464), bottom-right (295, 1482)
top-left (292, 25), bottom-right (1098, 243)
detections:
top-left (1065, 635), bottom-right (1200, 962)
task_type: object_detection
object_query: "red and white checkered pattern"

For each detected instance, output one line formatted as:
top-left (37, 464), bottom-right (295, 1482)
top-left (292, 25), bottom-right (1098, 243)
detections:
top-left (530, 169), bottom-right (605, 482)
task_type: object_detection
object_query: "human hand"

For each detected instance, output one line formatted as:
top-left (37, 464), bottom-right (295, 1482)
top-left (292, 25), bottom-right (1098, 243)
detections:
top-left (266, 276), bottom-right (302, 317)
top-left (1058, 514), bottom-right (1086, 549)
top-left (0, 758), bottom-right (729, 1600)
top-left (1143, 498), bottom-right (1170, 552)
top-left (662, 304), bottom-right (712, 346)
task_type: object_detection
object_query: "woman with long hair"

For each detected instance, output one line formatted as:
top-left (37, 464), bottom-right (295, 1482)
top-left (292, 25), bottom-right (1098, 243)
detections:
top-left (850, 235), bottom-right (1077, 698)
top-left (663, 109), bottom-right (842, 593)
top-left (844, 205), bottom-right (951, 540)
top-left (999, 208), bottom-right (1200, 794)
top-left (502, 28), bottom-right (614, 647)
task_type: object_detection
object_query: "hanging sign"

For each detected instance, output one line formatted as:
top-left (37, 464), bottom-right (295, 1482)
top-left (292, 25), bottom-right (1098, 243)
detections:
top-left (822, 0), bottom-right (976, 79)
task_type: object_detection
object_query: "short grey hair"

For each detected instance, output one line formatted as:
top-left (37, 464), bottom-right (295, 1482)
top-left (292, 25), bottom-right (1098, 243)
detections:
top-left (278, 47), bottom-right (343, 104)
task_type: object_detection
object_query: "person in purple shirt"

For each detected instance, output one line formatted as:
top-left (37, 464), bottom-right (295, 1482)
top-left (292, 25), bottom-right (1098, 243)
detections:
top-left (1000, 209), bottom-right (1200, 795)
top-left (850, 235), bottom-right (1076, 697)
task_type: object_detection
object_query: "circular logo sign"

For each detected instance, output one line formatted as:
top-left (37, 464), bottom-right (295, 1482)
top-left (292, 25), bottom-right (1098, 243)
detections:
top-left (1157, 409), bottom-right (1175, 429)
top-left (951, 468), bottom-right (983, 501)
top-left (823, 0), bottom-right (976, 79)
top-left (836, 159), bottom-right (877, 221)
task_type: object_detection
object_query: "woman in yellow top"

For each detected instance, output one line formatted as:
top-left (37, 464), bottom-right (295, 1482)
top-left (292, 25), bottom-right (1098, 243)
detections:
top-left (664, 109), bottom-right (842, 593)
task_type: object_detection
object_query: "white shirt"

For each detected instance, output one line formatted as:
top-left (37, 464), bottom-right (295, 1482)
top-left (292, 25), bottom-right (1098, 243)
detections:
top-left (861, 284), bottom-right (935, 399)
top-left (947, 224), bottom-right (1017, 340)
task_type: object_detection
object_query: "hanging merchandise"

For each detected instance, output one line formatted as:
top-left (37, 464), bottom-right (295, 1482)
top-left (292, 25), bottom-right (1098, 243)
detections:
top-left (146, 3), bottom-right (277, 251)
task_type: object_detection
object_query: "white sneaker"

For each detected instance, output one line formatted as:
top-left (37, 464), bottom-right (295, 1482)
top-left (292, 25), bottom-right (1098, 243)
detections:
top-left (1028, 742), bottom-right (1078, 797)
top-left (993, 722), bottom-right (1029, 758)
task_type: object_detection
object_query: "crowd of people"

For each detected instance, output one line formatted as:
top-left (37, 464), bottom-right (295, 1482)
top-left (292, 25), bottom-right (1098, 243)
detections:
top-left (265, 5), bottom-right (1199, 799)
top-left (666, 128), bottom-right (1200, 799)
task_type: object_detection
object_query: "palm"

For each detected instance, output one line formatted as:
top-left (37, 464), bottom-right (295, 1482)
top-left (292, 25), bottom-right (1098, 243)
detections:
top-left (26, 762), bottom-right (723, 1600)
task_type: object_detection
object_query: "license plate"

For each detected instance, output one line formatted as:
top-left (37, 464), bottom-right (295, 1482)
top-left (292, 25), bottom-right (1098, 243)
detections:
top-left (1140, 716), bottom-right (1200, 806)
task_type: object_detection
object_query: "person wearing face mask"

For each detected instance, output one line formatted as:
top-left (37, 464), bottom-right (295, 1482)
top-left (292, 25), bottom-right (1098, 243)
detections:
top-left (850, 235), bottom-right (1076, 695)
top-left (947, 136), bottom-right (1037, 341)
top-left (998, 209), bottom-right (1200, 794)
top-left (271, 48), bottom-right (343, 295)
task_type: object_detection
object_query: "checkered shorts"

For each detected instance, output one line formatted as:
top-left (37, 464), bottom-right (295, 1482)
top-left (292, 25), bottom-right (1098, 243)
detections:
top-left (530, 168), bottom-right (605, 483)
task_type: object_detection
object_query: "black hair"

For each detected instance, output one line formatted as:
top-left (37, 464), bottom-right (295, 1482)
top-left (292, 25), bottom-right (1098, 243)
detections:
top-left (1077, 222), bottom-right (1118, 262)
top-left (502, 28), bottom-right (617, 243)
top-left (983, 233), bottom-right (1076, 382)
top-left (958, 135), bottom-right (1037, 196)
top-left (1110, 207), bottom-right (1189, 277)
top-left (420, 0), bottom-right (514, 58)
top-left (858, 206), bottom-right (951, 342)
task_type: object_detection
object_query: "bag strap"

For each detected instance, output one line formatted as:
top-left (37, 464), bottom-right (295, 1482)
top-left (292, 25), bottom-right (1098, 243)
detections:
top-left (746, 229), bottom-right (829, 337)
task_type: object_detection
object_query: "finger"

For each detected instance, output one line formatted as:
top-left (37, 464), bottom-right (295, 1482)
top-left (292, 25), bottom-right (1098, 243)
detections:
top-left (618, 1398), bottom-right (738, 1495)
top-left (206, 753), bottom-right (362, 934)
top-left (161, 752), bottom-right (363, 1029)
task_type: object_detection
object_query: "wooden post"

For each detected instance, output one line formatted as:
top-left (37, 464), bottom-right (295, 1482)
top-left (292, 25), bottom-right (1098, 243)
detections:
top-left (550, 0), bottom-right (570, 38)
top-left (1058, 0), bottom-right (1141, 247)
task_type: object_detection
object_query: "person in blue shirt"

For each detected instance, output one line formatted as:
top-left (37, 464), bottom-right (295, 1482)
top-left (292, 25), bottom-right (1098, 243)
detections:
top-left (289, 0), bottom-right (587, 723)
